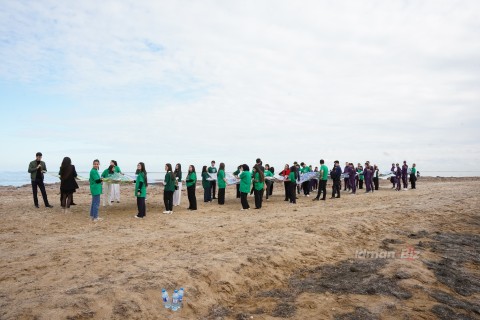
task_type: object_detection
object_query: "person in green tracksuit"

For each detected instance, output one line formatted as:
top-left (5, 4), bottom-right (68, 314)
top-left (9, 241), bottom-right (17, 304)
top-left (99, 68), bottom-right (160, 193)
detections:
top-left (217, 163), bottom-right (227, 205)
top-left (300, 162), bottom-right (311, 196)
top-left (264, 165), bottom-right (274, 200)
top-left (253, 164), bottom-right (265, 209)
top-left (410, 163), bottom-right (417, 189)
top-left (110, 160), bottom-right (123, 203)
top-left (134, 162), bottom-right (147, 218)
top-left (202, 165), bottom-right (212, 202)
top-left (357, 164), bottom-right (364, 189)
top-left (163, 163), bottom-right (176, 214)
top-left (239, 164), bottom-right (251, 210)
top-left (186, 165), bottom-right (197, 210)
top-left (89, 159), bottom-right (103, 221)
top-left (313, 159), bottom-right (329, 201)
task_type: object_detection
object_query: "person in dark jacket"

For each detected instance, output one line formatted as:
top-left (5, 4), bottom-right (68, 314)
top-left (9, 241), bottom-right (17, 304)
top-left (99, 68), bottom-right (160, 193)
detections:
top-left (330, 160), bottom-right (342, 198)
top-left (28, 152), bottom-right (53, 208)
top-left (59, 157), bottom-right (79, 213)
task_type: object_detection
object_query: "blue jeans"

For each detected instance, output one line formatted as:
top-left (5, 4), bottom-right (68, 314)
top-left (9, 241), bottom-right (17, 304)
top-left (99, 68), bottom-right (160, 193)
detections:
top-left (90, 195), bottom-right (100, 219)
top-left (203, 186), bottom-right (211, 202)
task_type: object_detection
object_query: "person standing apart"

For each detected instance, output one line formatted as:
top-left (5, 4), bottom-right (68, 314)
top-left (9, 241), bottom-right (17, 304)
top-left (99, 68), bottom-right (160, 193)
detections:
top-left (280, 164), bottom-right (291, 202)
top-left (28, 152), bottom-right (53, 208)
top-left (402, 161), bottom-right (409, 190)
top-left (89, 159), bottom-right (103, 222)
top-left (110, 160), bottom-right (123, 203)
top-left (239, 164), bottom-right (251, 210)
top-left (252, 164), bottom-right (265, 209)
top-left (163, 163), bottom-right (175, 214)
top-left (186, 165), bottom-right (197, 210)
top-left (313, 159), bottom-right (328, 201)
top-left (134, 162), bottom-right (147, 218)
top-left (330, 160), bottom-right (342, 198)
top-left (101, 165), bottom-right (114, 207)
top-left (173, 163), bottom-right (183, 206)
top-left (373, 165), bottom-right (380, 191)
top-left (208, 161), bottom-right (217, 199)
top-left (410, 163), bottom-right (417, 189)
top-left (217, 163), bottom-right (227, 205)
top-left (59, 157), bottom-right (79, 213)
top-left (202, 166), bottom-right (212, 202)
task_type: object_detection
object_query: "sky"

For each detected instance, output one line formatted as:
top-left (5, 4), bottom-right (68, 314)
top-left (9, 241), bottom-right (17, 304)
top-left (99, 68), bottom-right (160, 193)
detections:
top-left (1, 0), bottom-right (479, 174)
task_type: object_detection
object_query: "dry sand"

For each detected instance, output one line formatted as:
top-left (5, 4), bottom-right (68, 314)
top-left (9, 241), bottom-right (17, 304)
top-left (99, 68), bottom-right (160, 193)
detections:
top-left (0, 178), bottom-right (479, 319)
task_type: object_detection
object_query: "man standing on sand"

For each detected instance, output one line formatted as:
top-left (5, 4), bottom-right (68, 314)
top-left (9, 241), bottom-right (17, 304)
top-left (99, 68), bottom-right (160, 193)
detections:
top-left (28, 152), bottom-right (53, 208)
top-left (402, 161), bottom-right (409, 190)
top-left (330, 160), bottom-right (342, 198)
top-left (313, 159), bottom-right (329, 201)
top-left (395, 163), bottom-right (402, 191)
top-left (208, 160), bottom-right (217, 199)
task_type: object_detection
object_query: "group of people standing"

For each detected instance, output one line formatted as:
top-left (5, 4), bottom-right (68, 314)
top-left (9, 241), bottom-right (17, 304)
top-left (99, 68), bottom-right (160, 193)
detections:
top-left (28, 153), bottom-right (418, 222)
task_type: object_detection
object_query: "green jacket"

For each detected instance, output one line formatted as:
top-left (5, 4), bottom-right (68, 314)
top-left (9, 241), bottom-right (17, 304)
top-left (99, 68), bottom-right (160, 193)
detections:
top-left (253, 172), bottom-right (264, 191)
top-left (186, 172), bottom-right (197, 187)
top-left (28, 160), bottom-right (47, 181)
top-left (217, 170), bottom-right (226, 189)
top-left (239, 171), bottom-right (251, 193)
top-left (202, 172), bottom-right (210, 189)
top-left (135, 172), bottom-right (147, 197)
top-left (164, 172), bottom-right (176, 192)
top-left (89, 168), bottom-right (103, 196)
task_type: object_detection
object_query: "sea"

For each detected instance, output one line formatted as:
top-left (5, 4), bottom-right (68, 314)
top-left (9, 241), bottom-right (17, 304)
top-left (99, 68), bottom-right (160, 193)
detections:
top-left (0, 171), bottom-right (479, 187)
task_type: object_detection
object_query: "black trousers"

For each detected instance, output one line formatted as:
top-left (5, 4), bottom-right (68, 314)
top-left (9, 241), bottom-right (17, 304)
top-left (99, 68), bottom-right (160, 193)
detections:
top-left (210, 181), bottom-right (216, 198)
top-left (302, 181), bottom-right (310, 195)
top-left (373, 177), bottom-right (379, 190)
top-left (332, 180), bottom-right (341, 198)
top-left (218, 188), bottom-right (225, 205)
top-left (187, 185), bottom-right (197, 210)
top-left (269, 182), bottom-right (274, 196)
top-left (359, 180), bottom-right (363, 189)
top-left (61, 191), bottom-right (73, 208)
top-left (137, 197), bottom-right (146, 217)
top-left (290, 183), bottom-right (297, 203)
top-left (164, 190), bottom-right (174, 211)
top-left (316, 180), bottom-right (327, 200)
top-left (31, 179), bottom-right (50, 206)
top-left (254, 189), bottom-right (264, 209)
top-left (265, 181), bottom-right (272, 199)
top-left (410, 174), bottom-right (417, 189)
top-left (240, 192), bottom-right (250, 209)
top-left (390, 177), bottom-right (395, 187)
top-left (284, 181), bottom-right (291, 201)
top-left (236, 184), bottom-right (240, 198)
top-left (343, 178), bottom-right (350, 191)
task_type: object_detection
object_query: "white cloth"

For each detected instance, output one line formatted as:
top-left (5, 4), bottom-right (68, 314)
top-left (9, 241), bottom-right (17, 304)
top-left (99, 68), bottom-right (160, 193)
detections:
top-left (173, 181), bottom-right (182, 206)
top-left (102, 182), bottom-right (112, 206)
top-left (110, 183), bottom-right (120, 202)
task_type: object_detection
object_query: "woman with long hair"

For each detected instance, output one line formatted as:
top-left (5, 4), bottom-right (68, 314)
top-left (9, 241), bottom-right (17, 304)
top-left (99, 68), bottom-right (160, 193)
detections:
top-left (217, 162), bottom-right (227, 205)
top-left (101, 164), bottom-right (114, 207)
top-left (287, 166), bottom-right (297, 204)
top-left (163, 163), bottom-right (175, 214)
top-left (279, 164), bottom-right (291, 202)
top-left (59, 157), bottom-right (78, 213)
top-left (186, 165), bottom-right (197, 210)
top-left (173, 163), bottom-right (182, 206)
top-left (110, 160), bottom-right (123, 203)
top-left (134, 162), bottom-right (147, 218)
top-left (252, 164), bottom-right (265, 209)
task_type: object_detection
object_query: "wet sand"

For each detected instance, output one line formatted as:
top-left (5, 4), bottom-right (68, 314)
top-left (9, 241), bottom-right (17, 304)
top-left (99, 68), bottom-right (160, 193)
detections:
top-left (0, 178), bottom-right (479, 319)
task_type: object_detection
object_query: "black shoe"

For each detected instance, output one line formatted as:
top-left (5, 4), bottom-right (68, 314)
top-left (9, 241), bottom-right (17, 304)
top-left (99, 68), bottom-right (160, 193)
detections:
top-left (321, 198), bottom-right (326, 201)
top-left (46, 205), bottom-right (53, 208)
top-left (35, 204), bottom-right (40, 208)
top-left (312, 198), bottom-right (319, 201)
top-left (336, 196), bottom-right (340, 198)
top-left (70, 202), bottom-right (77, 206)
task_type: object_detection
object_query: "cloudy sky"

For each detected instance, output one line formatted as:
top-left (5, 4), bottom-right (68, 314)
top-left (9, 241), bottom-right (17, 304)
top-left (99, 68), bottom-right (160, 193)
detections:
top-left (1, 0), bottom-right (479, 174)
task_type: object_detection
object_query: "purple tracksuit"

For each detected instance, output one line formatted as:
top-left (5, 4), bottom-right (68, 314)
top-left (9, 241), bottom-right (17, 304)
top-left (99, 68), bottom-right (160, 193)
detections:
top-left (343, 166), bottom-right (350, 190)
top-left (402, 164), bottom-right (408, 189)
top-left (348, 167), bottom-right (357, 194)
top-left (395, 167), bottom-right (402, 191)
top-left (363, 167), bottom-right (373, 192)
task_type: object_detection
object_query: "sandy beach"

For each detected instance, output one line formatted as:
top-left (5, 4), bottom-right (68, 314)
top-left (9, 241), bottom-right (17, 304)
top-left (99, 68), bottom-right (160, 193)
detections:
top-left (0, 178), bottom-right (479, 319)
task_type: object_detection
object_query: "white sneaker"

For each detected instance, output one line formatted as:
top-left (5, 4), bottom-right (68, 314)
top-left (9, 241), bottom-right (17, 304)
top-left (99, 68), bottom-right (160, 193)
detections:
top-left (168, 211), bottom-right (173, 215)
top-left (163, 211), bottom-right (169, 214)
top-left (306, 194), bottom-right (310, 197)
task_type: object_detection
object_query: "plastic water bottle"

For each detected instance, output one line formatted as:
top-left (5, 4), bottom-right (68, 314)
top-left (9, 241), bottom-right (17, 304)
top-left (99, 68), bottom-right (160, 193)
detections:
top-left (171, 290), bottom-right (180, 311)
top-left (178, 287), bottom-right (184, 305)
top-left (161, 289), bottom-right (171, 309)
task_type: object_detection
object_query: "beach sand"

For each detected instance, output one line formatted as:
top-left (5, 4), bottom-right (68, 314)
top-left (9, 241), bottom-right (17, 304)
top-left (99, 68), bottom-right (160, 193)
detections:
top-left (0, 178), bottom-right (479, 319)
